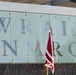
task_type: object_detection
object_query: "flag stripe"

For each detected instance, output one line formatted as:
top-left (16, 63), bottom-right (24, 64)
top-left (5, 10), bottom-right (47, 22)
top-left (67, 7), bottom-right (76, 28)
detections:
top-left (45, 53), bottom-right (53, 63)
top-left (46, 59), bottom-right (54, 67)
top-left (46, 50), bottom-right (53, 60)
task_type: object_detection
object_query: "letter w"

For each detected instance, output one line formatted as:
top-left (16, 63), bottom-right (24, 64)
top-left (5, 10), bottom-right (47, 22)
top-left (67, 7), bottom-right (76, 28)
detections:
top-left (0, 17), bottom-right (11, 33)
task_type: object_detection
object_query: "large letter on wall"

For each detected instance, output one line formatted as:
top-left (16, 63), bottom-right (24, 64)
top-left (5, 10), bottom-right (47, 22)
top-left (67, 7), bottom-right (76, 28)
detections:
top-left (2, 40), bottom-right (18, 56)
top-left (62, 21), bottom-right (67, 36)
top-left (0, 18), bottom-right (11, 33)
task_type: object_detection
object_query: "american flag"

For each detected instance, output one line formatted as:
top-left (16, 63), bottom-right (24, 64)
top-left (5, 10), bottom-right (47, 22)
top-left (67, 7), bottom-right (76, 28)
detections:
top-left (45, 30), bottom-right (55, 74)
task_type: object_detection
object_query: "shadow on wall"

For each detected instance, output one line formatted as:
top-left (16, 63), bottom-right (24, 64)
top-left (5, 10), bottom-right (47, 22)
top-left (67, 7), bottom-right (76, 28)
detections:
top-left (0, 64), bottom-right (76, 75)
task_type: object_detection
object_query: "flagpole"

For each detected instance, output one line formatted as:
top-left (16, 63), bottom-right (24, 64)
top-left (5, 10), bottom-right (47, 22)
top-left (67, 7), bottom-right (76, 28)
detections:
top-left (49, 15), bottom-right (59, 63)
top-left (46, 66), bottom-right (48, 75)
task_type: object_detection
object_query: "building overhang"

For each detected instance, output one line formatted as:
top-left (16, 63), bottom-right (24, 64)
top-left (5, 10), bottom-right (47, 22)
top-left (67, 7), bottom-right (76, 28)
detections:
top-left (0, 0), bottom-right (53, 4)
